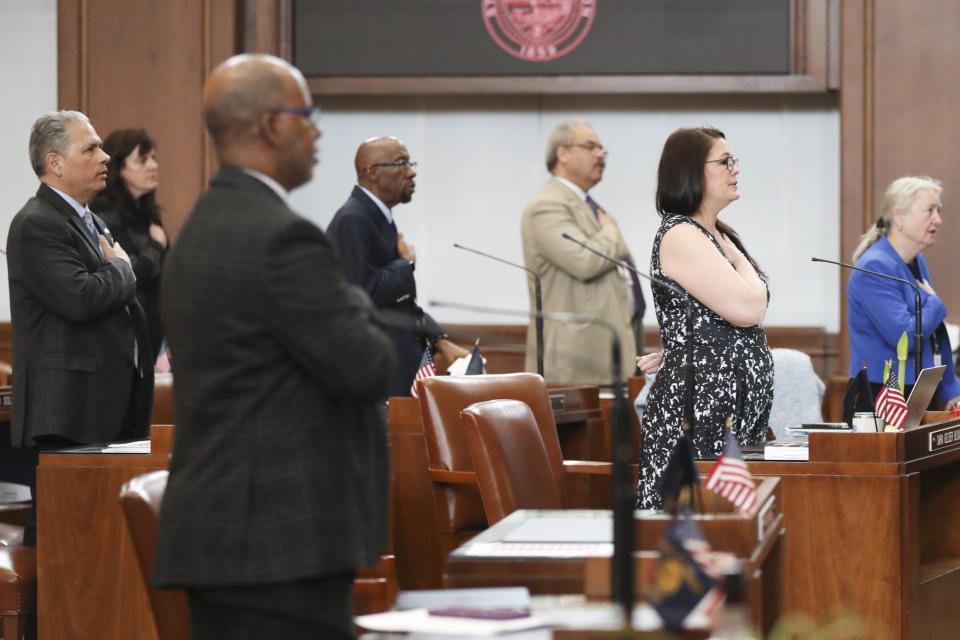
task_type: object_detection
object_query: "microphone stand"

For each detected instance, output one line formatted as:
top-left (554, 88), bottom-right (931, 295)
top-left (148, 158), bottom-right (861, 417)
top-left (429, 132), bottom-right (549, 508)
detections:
top-left (453, 243), bottom-right (544, 378)
top-left (561, 233), bottom-right (698, 434)
top-left (812, 256), bottom-right (923, 382)
top-left (430, 299), bottom-right (635, 629)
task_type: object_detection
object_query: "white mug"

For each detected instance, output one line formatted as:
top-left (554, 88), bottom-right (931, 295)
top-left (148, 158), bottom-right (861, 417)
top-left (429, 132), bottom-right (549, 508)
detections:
top-left (852, 411), bottom-right (884, 433)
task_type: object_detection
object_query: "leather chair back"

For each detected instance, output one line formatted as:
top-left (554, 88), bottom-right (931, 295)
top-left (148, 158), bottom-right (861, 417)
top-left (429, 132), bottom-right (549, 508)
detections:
top-left (119, 471), bottom-right (191, 640)
top-left (416, 373), bottom-right (564, 534)
top-left (0, 545), bottom-right (36, 640)
top-left (460, 399), bottom-right (564, 525)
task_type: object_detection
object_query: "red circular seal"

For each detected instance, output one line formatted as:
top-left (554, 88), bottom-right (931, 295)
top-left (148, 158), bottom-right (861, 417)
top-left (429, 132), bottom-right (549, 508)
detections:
top-left (482, 0), bottom-right (596, 62)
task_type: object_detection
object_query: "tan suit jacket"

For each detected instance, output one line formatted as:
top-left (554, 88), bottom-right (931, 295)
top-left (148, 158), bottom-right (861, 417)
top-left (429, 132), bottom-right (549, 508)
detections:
top-left (521, 177), bottom-right (637, 385)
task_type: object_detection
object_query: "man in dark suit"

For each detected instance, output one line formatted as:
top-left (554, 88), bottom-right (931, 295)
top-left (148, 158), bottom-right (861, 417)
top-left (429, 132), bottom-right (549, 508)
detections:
top-left (328, 137), bottom-right (458, 396)
top-left (6, 110), bottom-right (153, 547)
top-left (152, 54), bottom-right (395, 638)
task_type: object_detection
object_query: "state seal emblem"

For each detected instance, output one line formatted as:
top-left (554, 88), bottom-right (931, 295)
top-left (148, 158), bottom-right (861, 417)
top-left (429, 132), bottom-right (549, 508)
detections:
top-left (482, 0), bottom-right (596, 62)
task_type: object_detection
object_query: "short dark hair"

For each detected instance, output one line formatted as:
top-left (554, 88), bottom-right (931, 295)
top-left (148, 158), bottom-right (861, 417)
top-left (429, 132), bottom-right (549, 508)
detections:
top-left (655, 127), bottom-right (725, 216)
top-left (656, 126), bottom-right (765, 277)
top-left (99, 128), bottom-right (161, 224)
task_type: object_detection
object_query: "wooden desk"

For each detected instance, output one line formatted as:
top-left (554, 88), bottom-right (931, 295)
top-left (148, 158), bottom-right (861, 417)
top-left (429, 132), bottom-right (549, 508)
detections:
top-left (36, 445), bottom-right (168, 640)
top-left (388, 385), bottom-right (607, 590)
top-left (444, 478), bottom-right (784, 637)
top-left (700, 419), bottom-right (960, 640)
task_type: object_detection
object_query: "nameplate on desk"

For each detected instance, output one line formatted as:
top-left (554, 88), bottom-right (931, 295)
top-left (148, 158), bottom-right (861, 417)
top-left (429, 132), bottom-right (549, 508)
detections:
top-left (548, 394), bottom-right (565, 412)
top-left (929, 425), bottom-right (960, 452)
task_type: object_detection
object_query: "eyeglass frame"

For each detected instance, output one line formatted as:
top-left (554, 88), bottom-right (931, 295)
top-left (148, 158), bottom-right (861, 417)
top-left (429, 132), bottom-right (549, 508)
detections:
top-left (369, 160), bottom-right (418, 171)
top-left (273, 106), bottom-right (322, 128)
top-left (563, 142), bottom-right (609, 158)
top-left (705, 155), bottom-right (739, 172)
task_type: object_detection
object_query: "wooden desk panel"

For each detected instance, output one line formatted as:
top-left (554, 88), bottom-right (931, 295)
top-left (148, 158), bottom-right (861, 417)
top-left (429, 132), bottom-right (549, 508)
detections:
top-left (699, 417), bottom-right (960, 640)
top-left (37, 452), bottom-right (169, 640)
top-left (444, 497), bottom-right (785, 638)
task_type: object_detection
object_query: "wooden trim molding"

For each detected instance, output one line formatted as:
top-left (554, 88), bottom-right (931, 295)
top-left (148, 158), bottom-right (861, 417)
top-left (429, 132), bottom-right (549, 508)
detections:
top-left (307, 74), bottom-right (831, 97)
top-left (299, 1), bottom-right (838, 96)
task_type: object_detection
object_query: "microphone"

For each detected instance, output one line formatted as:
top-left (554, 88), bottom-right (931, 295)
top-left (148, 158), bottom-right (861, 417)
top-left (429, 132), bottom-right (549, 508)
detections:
top-left (430, 298), bottom-right (635, 626)
top-left (561, 233), bottom-right (698, 433)
top-left (812, 256), bottom-right (922, 381)
top-left (453, 243), bottom-right (544, 378)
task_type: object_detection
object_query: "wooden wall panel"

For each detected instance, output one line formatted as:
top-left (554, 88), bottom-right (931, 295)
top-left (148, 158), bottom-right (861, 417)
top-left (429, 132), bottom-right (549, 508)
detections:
top-left (57, 0), bottom-right (239, 242)
top-left (839, 0), bottom-right (960, 376)
top-left (871, 2), bottom-right (960, 316)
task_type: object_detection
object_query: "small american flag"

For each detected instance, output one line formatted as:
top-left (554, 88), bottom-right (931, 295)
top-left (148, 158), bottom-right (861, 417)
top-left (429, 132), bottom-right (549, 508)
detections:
top-left (704, 428), bottom-right (757, 512)
top-left (875, 369), bottom-right (908, 429)
top-left (409, 347), bottom-right (437, 397)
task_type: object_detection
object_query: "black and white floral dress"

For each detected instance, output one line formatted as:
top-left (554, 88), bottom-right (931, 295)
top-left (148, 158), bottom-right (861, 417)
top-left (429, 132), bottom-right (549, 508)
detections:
top-left (636, 215), bottom-right (773, 510)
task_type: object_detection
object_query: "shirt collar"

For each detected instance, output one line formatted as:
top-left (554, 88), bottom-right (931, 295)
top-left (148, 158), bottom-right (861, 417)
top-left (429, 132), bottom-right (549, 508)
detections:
top-left (240, 168), bottom-right (290, 205)
top-left (358, 185), bottom-right (394, 224)
top-left (47, 184), bottom-right (89, 219)
top-left (554, 176), bottom-right (588, 201)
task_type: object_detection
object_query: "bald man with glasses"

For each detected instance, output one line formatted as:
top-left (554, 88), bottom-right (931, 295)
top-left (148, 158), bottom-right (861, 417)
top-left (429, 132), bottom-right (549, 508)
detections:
top-left (521, 118), bottom-right (643, 385)
top-left (328, 137), bottom-right (465, 397)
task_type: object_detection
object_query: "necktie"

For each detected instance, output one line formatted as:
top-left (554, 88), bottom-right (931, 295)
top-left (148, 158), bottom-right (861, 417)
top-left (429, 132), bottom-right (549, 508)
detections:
top-left (82, 209), bottom-right (104, 256)
top-left (585, 195), bottom-right (646, 319)
top-left (81, 209), bottom-right (98, 242)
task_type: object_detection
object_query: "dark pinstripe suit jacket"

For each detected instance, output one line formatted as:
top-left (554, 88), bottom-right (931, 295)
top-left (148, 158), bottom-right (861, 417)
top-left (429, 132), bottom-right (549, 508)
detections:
top-left (5, 183), bottom-right (153, 447)
top-left (152, 168), bottom-right (395, 587)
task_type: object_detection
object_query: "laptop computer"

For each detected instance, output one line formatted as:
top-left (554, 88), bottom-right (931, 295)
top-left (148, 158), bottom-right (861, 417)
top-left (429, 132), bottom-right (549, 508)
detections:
top-left (903, 365), bottom-right (947, 428)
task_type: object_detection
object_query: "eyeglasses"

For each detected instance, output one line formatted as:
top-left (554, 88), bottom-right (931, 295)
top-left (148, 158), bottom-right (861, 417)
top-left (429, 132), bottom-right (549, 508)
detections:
top-left (273, 106), bottom-right (322, 128)
top-left (370, 160), bottom-right (418, 171)
top-left (564, 142), bottom-right (608, 158)
top-left (706, 155), bottom-right (739, 172)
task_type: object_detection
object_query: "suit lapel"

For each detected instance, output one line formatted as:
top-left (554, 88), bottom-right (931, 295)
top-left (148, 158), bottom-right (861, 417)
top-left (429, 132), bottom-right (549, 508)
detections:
top-left (548, 177), bottom-right (599, 233)
top-left (37, 184), bottom-right (104, 261)
top-left (351, 186), bottom-right (397, 248)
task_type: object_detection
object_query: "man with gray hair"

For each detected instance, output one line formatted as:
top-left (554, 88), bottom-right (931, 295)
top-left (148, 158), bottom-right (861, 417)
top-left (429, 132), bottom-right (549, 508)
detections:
top-left (6, 110), bottom-right (153, 550)
top-left (521, 119), bottom-right (643, 385)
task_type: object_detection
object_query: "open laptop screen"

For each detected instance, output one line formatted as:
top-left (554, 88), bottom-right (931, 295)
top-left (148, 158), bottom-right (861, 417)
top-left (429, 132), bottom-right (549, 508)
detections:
top-left (903, 365), bottom-right (947, 428)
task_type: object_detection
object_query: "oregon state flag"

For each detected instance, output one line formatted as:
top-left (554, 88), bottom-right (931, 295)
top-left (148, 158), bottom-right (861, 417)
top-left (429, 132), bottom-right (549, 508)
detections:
top-left (646, 520), bottom-right (718, 631)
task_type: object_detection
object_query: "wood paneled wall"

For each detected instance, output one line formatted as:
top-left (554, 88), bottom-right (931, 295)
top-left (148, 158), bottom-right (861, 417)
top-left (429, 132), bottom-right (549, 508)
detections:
top-left (445, 324), bottom-right (839, 383)
top-left (838, 0), bottom-right (960, 372)
top-left (57, 0), bottom-right (239, 242)
top-left (55, 1), bottom-right (960, 377)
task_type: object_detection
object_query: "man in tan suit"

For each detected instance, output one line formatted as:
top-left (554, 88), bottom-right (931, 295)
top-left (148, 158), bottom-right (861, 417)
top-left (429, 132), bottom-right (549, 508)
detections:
top-left (521, 119), bottom-right (642, 385)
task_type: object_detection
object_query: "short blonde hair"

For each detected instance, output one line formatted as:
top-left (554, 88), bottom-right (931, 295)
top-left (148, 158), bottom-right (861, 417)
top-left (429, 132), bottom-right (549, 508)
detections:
top-left (852, 176), bottom-right (943, 262)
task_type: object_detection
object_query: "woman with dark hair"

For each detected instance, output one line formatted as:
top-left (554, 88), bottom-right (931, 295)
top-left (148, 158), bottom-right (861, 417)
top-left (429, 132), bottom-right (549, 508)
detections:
top-left (636, 127), bottom-right (772, 510)
top-left (91, 128), bottom-right (168, 361)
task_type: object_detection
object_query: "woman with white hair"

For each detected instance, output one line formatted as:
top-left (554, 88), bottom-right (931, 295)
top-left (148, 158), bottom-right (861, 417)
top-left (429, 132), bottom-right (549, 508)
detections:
top-left (847, 175), bottom-right (960, 408)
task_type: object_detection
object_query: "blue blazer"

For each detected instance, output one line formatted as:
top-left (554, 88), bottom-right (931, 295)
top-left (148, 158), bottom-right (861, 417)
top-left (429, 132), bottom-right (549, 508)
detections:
top-left (847, 235), bottom-right (960, 402)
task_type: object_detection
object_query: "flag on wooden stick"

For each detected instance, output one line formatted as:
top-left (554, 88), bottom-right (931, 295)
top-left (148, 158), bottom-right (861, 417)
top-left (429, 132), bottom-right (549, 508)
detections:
top-left (409, 347), bottom-right (437, 397)
top-left (704, 424), bottom-right (757, 512)
top-left (875, 367), bottom-right (908, 430)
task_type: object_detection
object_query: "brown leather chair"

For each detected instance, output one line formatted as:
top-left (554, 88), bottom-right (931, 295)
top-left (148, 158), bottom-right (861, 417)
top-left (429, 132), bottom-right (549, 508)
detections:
top-left (416, 373), bottom-right (609, 551)
top-left (119, 471), bottom-right (397, 637)
top-left (0, 515), bottom-right (34, 640)
top-left (460, 398), bottom-right (565, 524)
top-left (0, 544), bottom-right (35, 640)
top-left (119, 470), bottom-right (191, 640)
top-left (0, 523), bottom-right (23, 547)
top-left (151, 372), bottom-right (175, 425)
